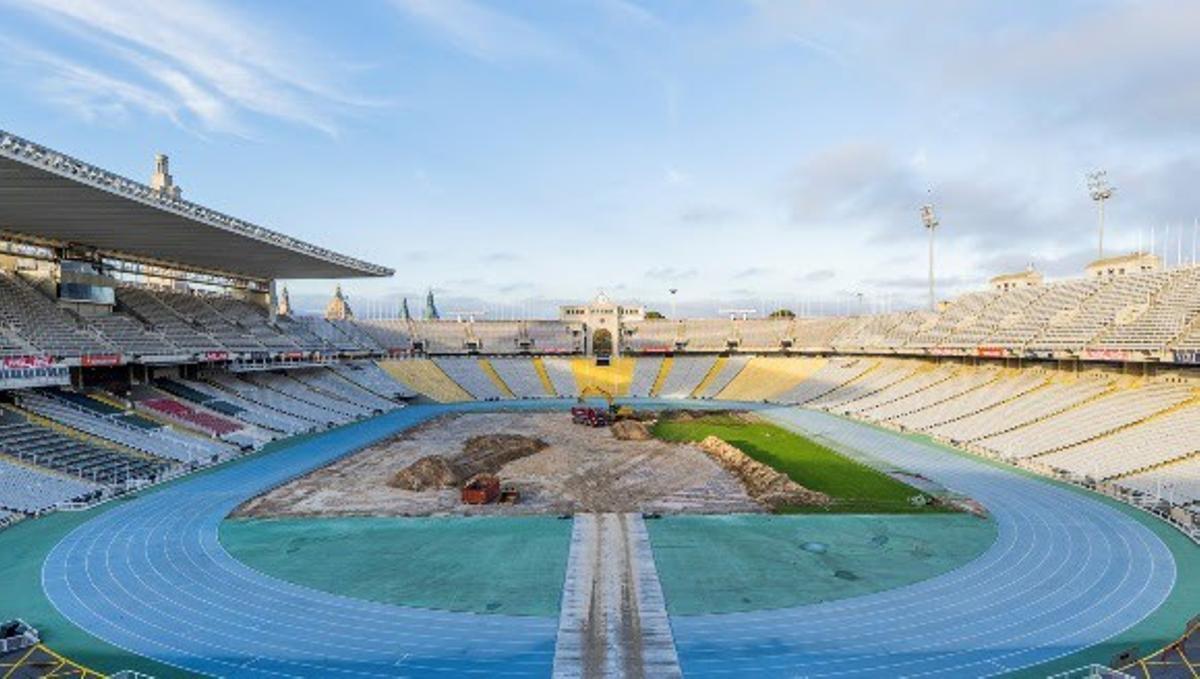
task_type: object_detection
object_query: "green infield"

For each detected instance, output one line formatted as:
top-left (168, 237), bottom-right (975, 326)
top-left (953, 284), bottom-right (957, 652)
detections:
top-left (650, 412), bottom-right (952, 513)
top-left (220, 515), bottom-right (572, 617)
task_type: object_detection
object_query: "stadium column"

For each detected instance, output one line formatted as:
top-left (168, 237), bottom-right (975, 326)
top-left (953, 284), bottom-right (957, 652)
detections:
top-left (268, 279), bottom-right (278, 324)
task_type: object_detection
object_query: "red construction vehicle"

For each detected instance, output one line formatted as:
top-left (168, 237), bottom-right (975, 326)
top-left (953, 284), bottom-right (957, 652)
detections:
top-left (461, 474), bottom-right (501, 505)
top-left (571, 406), bottom-right (611, 427)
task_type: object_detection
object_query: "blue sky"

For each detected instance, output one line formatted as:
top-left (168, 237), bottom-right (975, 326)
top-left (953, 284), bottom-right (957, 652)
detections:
top-left (2, 0), bottom-right (1199, 317)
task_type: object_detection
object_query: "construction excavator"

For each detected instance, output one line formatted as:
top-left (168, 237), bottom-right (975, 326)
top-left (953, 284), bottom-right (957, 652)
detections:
top-left (572, 386), bottom-right (632, 426)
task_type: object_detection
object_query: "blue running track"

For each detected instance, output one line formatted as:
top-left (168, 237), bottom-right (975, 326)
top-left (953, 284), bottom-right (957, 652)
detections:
top-left (41, 402), bottom-right (1176, 678)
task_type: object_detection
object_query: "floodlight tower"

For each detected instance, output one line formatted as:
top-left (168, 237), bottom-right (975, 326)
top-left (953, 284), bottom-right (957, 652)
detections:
top-left (669, 288), bottom-right (678, 320)
top-left (1086, 170), bottom-right (1115, 258)
top-left (920, 203), bottom-right (939, 311)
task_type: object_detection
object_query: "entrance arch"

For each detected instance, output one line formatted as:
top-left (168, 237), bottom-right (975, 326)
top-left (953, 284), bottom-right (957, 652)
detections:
top-left (592, 328), bottom-right (613, 356)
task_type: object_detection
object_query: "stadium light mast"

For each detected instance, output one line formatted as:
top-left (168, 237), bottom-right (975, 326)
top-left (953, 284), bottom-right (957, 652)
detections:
top-left (669, 288), bottom-right (678, 320)
top-left (920, 203), bottom-right (939, 311)
top-left (1086, 170), bottom-right (1115, 259)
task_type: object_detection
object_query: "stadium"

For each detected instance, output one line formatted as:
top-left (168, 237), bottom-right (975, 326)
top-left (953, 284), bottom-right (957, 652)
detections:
top-left (2, 3), bottom-right (1200, 677)
top-left (0, 123), bottom-right (1197, 679)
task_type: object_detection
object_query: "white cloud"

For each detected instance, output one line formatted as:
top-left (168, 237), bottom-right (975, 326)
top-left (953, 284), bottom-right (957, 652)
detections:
top-left (8, 0), bottom-right (373, 134)
top-left (390, 0), bottom-right (570, 63)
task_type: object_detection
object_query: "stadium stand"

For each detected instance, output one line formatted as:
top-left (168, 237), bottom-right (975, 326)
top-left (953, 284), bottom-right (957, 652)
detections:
top-left (470, 322), bottom-right (522, 354)
top-left (489, 357), bottom-right (552, 398)
top-left (716, 356), bottom-right (825, 402)
top-left (974, 382), bottom-right (1193, 459)
top-left (775, 357), bottom-right (876, 405)
top-left (681, 319), bottom-right (734, 351)
top-left (433, 357), bottom-right (507, 400)
top-left (526, 321), bottom-right (580, 353)
top-left (625, 321), bottom-right (679, 352)
top-left (655, 355), bottom-right (717, 399)
top-left (0, 407), bottom-right (168, 485)
top-left (808, 360), bottom-right (920, 411)
top-left (696, 355), bottom-right (749, 398)
top-left (205, 372), bottom-right (346, 426)
top-left (0, 455), bottom-right (101, 514)
top-left (15, 390), bottom-right (230, 463)
top-left (895, 369), bottom-right (1047, 431)
top-left (929, 376), bottom-right (1113, 444)
top-left (0, 272), bottom-right (113, 358)
top-left (627, 356), bottom-right (663, 398)
top-left (354, 320), bottom-right (413, 353)
top-left (1121, 457), bottom-right (1200, 506)
top-left (288, 368), bottom-right (400, 413)
top-left (542, 357), bottom-right (578, 397)
top-left (379, 359), bottom-right (472, 402)
top-left (329, 361), bottom-right (415, 399)
top-left (1037, 401), bottom-right (1200, 479)
top-left (242, 371), bottom-right (372, 419)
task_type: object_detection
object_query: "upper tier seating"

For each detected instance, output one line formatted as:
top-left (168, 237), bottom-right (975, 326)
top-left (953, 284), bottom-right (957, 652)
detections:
top-left (242, 372), bottom-right (371, 419)
top-left (907, 292), bottom-right (998, 349)
top-left (526, 322), bottom-right (579, 353)
top-left (984, 279), bottom-right (1102, 349)
top-left (90, 314), bottom-right (181, 357)
top-left (470, 323), bottom-right (522, 354)
top-left (1029, 272), bottom-right (1169, 350)
top-left (117, 286), bottom-right (225, 355)
top-left (624, 321), bottom-right (679, 352)
top-left (1093, 267), bottom-right (1200, 350)
top-left (354, 320), bottom-right (413, 352)
top-left (681, 320), bottom-right (733, 351)
top-left (0, 272), bottom-right (113, 357)
top-left (737, 320), bottom-right (794, 351)
top-left (413, 322), bottom-right (470, 354)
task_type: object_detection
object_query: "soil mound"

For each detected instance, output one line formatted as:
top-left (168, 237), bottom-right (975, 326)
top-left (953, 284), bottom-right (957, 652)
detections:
top-left (390, 455), bottom-right (457, 490)
top-left (611, 420), bottom-right (652, 441)
top-left (390, 433), bottom-right (548, 491)
top-left (697, 436), bottom-right (830, 510)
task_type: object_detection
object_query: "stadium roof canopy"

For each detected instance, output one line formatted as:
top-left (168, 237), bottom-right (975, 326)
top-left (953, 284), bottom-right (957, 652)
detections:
top-left (0, 129), bottom-right (393, 281)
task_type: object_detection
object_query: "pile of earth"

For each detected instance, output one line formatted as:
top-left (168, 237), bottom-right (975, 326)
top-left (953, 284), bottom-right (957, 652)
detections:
top-left (697, 435), bottom-right (831, 510)
top-left (610, 419), bottom-right (652, 441)
top-left (389, 433), bottom-right (548, 491)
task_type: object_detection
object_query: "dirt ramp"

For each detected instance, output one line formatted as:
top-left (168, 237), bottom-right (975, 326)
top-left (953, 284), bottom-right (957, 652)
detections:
top-left (697, 436), bottom-right (830, 510)
top-left (391, 433), bottom-right (548, 491)
top-left (611, 420), bottom-right (652, 441)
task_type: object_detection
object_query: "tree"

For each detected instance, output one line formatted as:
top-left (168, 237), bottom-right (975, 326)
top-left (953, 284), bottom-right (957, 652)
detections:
top-left (768, 309), bottom-right (796, 318)
top-left (645, 310), bottom-right (665, 320)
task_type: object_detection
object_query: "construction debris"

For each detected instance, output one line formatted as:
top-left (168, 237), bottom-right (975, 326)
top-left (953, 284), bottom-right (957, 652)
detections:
top-left (696, 436), bottom-right (831, 510)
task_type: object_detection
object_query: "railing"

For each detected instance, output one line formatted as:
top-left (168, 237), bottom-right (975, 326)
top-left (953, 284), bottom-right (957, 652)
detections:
top-left (1046, 664), bottom-right (1136, 679)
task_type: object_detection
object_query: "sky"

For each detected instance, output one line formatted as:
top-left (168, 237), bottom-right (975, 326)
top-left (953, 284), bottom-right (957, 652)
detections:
top-left (2, 0), bottom-right (1199, 318)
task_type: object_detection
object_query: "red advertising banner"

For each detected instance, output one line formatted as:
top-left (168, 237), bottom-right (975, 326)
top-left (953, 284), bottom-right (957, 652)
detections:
top-left (1081, 348), bottom-right (1131, 362)
top-left (203, 351), bottom-right (230, 362)
top-left (81, 354), bottom-right (123, 367)
top-left (977, 346), bottom-right (1006, 358)
top-left (1, 355), bottom-right (56, 369)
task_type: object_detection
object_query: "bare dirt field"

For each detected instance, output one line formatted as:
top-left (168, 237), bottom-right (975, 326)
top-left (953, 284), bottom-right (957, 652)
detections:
top-left (234, 412), bottom-right (762, 518)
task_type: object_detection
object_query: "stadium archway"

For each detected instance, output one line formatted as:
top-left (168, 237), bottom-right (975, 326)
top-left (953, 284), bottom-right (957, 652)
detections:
top-left (592, 328), bottom-right (613, 356)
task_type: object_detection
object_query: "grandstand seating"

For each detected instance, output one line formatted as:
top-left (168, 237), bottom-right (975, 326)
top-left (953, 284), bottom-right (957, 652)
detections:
top-left (624, 322), bottom-right (678, 352)
top-left (354, 320), bottom-right (413, 353)
top-left (206, 372), bottom-right (347, 426)
top-left (413, 322), bottom-right (470, 354)
top-left (288, 368), bottom-right (399, 412)
top-left (542, 357), bottom-right (578, 397)
top-left (1037, 402), bottom-right (1200, 479)
top-left (0, 408), bottom-right (168, 485)
top-left (929, 376), bottom-right (1112, 443)
top-left (489, 357), bottom-right (551, 398)
top-left (0, 455), bottom-right (101, 514)
top-left (117, 286), bottom-right (226, 355)
top-left (681, 320), bottom-right (733, 351)
top-left (808, 360), bottom-right (919, 411)
top-left (243, 372), bottom-right (371, 419)
top-left (776, 357), bottom-right (875, 405)
top-left (378, 359), bottom-right (472, 402)
top-left (627, 356), bottom-right (663, 398)
top-left (329, 361), bottom-right (415, 399)
top-left (895, 370), bottom-right (1046, 431)
top-left (158, 378), bottom-right (313, 435)
top-left (716, 357), bottom-right (824, 402)
top-left (0, 272), bottom-right (113, 357)
top-left (974, 382), bottom-right (1193, 459)
top-left (1120, 457), bottom-right (1200, 506)
top-left (433, 358), bottom-right (506, 400)
top-left (656, 355), bottom-right (717, 399)
top-left (471, 323), bottom-right (522, 354)
top-left (858, 366), bottom-right (997, 422)
top-left (16, 390), bottom-right (230, 463)
top-left (696, 356), bottom-right (749, 398)
top-left (526, 322), bottom-right (579, 353)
